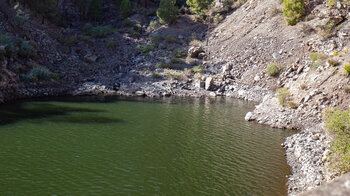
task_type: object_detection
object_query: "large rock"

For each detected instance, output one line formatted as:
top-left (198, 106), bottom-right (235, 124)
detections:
top-left (205, 77), bottom-right (214, 90)
top-left (84, 55), bottom-right (97, 63)
top-left (194, 79), bottom-right (205, 89)
top-left (188, 46), bottom-right (204, 58)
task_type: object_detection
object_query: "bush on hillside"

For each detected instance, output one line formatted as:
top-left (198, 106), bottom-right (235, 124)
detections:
top-left (120, 0), bottom-right (131, 18)
top-left (276, 88), bottom-right (290, 106)
top-left (283, 0), bottom-right (306, 25)
top-left (345, 64), bottom-right (350, 75)
top-left (186, 0), bottom-right (210, 14)
top-left (82, 23), bottom-right (115, 38)
top-left (89, 0), bottom-right (103, 20)
top-left (157, 0), bottom-right (178, 24)
top-left (324, 108), bottom-right (350, 173)
top-left (21, 66), bottom-right (52, 81)
top-left (266, 63), bottom-right (282, 76)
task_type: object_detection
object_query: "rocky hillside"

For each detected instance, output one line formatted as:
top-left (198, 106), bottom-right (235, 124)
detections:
top-left (204, 0), bottom-right (350, 195)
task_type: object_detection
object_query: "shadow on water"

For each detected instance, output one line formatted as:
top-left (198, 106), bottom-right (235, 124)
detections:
top-left (0, 102), bottom-right (122, 126)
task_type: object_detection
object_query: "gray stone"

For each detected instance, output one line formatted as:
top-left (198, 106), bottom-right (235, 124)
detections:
top-left (194, 79), bottom-right (205, 89)
top-left (205, 77), bottom-right (214, 90)
top-left (188, 46), bottom-right (204, 58)
top-left (245, 112), bottom-right (255, 121)
top-left (135, 91), bottom-right (145, 96)
top-left (84, 55), bottom-right (97, 63)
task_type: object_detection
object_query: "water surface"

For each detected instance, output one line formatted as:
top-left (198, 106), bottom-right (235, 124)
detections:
top-left (0, 96), bottom-right (295, 195)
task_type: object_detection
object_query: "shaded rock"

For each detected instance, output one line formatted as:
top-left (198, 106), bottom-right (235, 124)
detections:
top-left (84, 55), bottom-right (97, 63)
top-left (188, 46), bottom-right (204, 58)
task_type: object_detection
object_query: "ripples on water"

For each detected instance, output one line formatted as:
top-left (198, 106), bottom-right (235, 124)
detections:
top-left (0, 96), bottom-right (295, 195)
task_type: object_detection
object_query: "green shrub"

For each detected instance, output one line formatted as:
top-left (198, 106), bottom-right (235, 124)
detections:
top-left (82, 23), bottom-right (114, 38)
top-left (152, 72), bottom-right (162, 78)
top-left (276, 87), bottom-right (290, 106)
top-left (157, 0), bottom-right (178, 24)
top-left (214, 13), bottom-right (224, 23)
top-left (283, 0), bottom-right (306, 25)
top-left (189, 39), bottom-right (202, 46)
top-left (137, 44), bottom-right (155, 55)
top-left (173, 48), bottom-right (186, 57)
top-left (147, 20), bottom-right (161, 31)
top-left (266, 63), bottom-right (282, 76)
top-left (192, 65), bottom-right (204, 73)
top-left (105, 38), bottom-right (117, 48)
top-left (120, 0), bottom-right (132, 18)
top-left (186, 0), bottom-right (210, 14)
top-left (165, 34), bottom-right (177, 43)
top-left (22, 66), bottom-right (52, 81)
top-left (310, 52), bottom-right (328, 69)
top-left (324, 108), bottom-right (350, 173)
top-left (19, 40), bottom-right (34, 58)
top-left (62, 36), bottom-right (79, 46)
top-left (170, 57), bottom-right (183, 64)
top-left (89, 0), bottom-right (103, 20)
top-left (345, 64), bottom-right (350, 75)
top-left (149, 35), bottom-right (164, 47)
top-left (156, 61), bottom-right (180, 69)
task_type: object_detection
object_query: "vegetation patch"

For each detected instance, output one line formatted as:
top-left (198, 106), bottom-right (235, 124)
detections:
top-left (157, 0), bottom-right (178, 24)
top-left (105, 38), bottom-right (117, 48)
top-left (276, 87), bottom-right (291, 106)
top-left (21, 66), bottom-right (52, 81)
top-left (324, 108), bottom-right (350, 173)
top-left (345, 64), bottom-right (350, 75)
top-left (147, 20), bottom-right (161, 31)
top-left (266, 63), bottom-right (282, 76)
top-left (136, 44), bottom-right (155, 55)
top-left (0, 32), bottom-right (35, 59)
top-left (282, 0), bottom-right (306, 25)
top-left (152, 72), bottom-right (162, 79)
top-left (310, 52), bottom-right (328, 69)
top-left (82, 23), bottom-right (115, 38)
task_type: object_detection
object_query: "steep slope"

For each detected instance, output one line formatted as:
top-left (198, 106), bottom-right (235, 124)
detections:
top-left (205, 0), bottom-right (350, 195)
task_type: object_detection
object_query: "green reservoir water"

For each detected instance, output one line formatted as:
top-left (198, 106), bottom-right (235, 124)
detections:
top-left (0, 96), bottom-right (295, 195)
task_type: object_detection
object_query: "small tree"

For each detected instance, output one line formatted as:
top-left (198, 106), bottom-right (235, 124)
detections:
top-left (186, 0), bottom-right (210, 14)
top-left (89, 0), bottom-right (103, 20)
top-left (157, 0), bottom-right (178, 24)
top-left (283, 0), bottom-right (306, 25)
top-left (120, 0), bottom-right (131, 18)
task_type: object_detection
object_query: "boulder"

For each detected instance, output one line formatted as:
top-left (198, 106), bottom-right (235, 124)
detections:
top-left (188, 46), bottom-right (204, 58)
top-left (135, 91), bottom-right (145, 96)
top-left (245, 112), bottom-right (255, 121)
top-left (84, 55), bottom-right (97, 63)
top-left (198, 52), bottom-right (206, 59)
top-left (205, 77), bottom-right (214, 90)
top-left (194, 79), bottom-right (205, 89)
